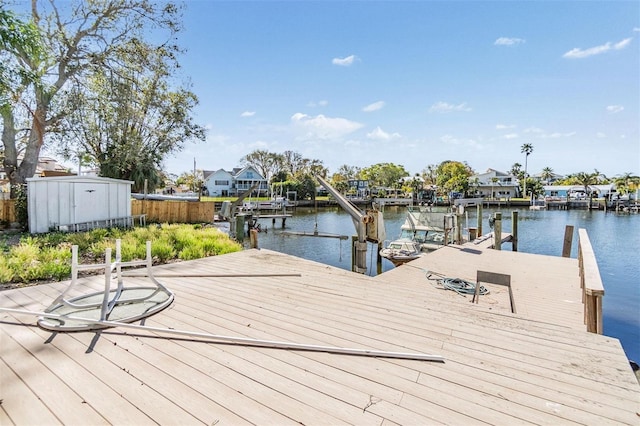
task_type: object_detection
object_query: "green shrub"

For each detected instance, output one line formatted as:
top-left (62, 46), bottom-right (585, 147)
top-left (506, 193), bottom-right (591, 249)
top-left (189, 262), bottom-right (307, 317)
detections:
top-left (1, 223), bottom-right (242, 284)
top-left (151, 239), bottom-right (176, 262)
top-left (179, 242), bottom-right (205, 261)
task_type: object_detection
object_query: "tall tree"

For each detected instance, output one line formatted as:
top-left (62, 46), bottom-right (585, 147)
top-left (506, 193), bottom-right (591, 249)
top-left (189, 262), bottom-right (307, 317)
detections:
top-left (0, 9), bottom-right (46, 105)
top-left (360, 163), bottom-right (409, 189)
top-left (520, 143), bottom-right (534, 196)
top-left (509, 163), bottom-right (523, 180)
top-left (422, 164), bottom-right (438, 185)
top-left (1, 0), bottom-right (185, 196)
top-left (572, 170), bottom-right (604, 208)
top-left (0, 8), bottom-right (47, 196)
top-left (541, 167), bottom-right (554, 185)
top-left (281, 150), bottom-right (305, 176)
top-left (435, 160), bottom-right (471, 196)
top-left (240, 150), bottom-right (283, 187)
top-left (613, 172), bottom-right (640, 196)
top-left (56, 41), bottom-right (205, 192)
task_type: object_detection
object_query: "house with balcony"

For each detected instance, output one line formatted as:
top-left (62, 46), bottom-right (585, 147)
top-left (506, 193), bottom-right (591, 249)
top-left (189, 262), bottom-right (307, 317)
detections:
top-left (347, 179), bottom-right (370, 198)
top-left (203, 166), bottom-right (268, 197)
top-left (468, 168), bottom-right (520, 199)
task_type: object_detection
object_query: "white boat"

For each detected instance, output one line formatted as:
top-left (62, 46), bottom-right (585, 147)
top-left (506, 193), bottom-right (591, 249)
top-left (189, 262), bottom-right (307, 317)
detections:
top-left (399, 207), bottom-right (453, 252)
top-left (379, 239), bottom-right (423, 266)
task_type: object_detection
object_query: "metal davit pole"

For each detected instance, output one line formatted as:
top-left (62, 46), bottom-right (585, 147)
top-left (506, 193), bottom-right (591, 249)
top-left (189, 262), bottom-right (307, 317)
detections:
top-left (315, 175), bottom-right (368, 274)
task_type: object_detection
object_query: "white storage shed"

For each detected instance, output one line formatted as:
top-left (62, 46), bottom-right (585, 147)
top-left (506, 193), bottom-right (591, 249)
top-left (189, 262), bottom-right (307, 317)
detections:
top-left (27, 176), bottom-right (133, 233)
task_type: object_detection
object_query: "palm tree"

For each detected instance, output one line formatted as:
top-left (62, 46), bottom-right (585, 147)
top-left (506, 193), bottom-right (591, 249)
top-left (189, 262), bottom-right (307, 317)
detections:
top-left (573, 170), bottom-right (603, 209)
top-left (509, 163), bottom-right (523, 179)
top-left (613, 172), bottom-right (640, 196)
top-left (490, 177), bottom-right (500, 200)
top-left (541, 167), bottom-right (554, 185)
top-left (521, 144), bottom-right (534, 197)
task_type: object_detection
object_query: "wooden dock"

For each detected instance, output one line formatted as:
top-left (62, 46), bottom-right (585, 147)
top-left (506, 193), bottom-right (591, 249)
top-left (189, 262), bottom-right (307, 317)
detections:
top-left (1, 246), bottom-right (639, 424)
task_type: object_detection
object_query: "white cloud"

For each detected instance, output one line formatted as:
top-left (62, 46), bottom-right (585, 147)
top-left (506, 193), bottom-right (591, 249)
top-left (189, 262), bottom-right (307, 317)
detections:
top-left (439, 134), bottom-right (482, 149)
top-left (429, 101), bottom-right (472, 113)
top-left (607, 105), bottom-right (624, 114)
top-left (522, 126), bottom-right (575, 139)
top-left (503, 133), bottom-right (519, 139)
top-left (496, 124), bottom-right (516, 130)
top-left (332, 55), bottom-right (357, 66)
top-left (362, 101), bottom-right (385, 112)
top-left (366, 126), bottom-right (400, 140)
top-left (307, 100), bottom-right (329, 107)
top-left (240, 111), bottom-right (256, 117)
top-left (596, 132), bottom-right (607, 138)
top-left (614, 38), bottom-right (632, 49)
top-left (523, 126), bottom-right (545, 134)
top-left (290, 113), bottom-right (364, 140)
top-left (563, 37), bottom-right (632, 58)
top-left (494, 37), bottom-right (525, 46)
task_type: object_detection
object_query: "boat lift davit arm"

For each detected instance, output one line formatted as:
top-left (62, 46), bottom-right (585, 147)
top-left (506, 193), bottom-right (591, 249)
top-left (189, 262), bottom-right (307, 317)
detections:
top-left (314, 175), bottom-right (368, 274)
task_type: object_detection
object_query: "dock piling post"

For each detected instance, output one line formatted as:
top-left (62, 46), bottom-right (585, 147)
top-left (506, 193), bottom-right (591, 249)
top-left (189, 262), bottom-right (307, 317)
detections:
top-left (477, 204), bottom-right (483, 237)
top-left (250, 228), bottom-right (258, 248)
top-left (235, 214), bottom-right (245, 240)
top-left (493, 212), bottom-right (502, 250)
top-left (562, 225), bottom-right (574, 257)
top-left (511, 211), bottom-right (518, 252)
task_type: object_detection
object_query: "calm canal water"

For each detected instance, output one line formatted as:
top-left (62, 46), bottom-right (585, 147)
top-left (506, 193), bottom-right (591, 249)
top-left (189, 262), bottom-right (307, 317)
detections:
top-left (251, 206), bottom-right (640, 363)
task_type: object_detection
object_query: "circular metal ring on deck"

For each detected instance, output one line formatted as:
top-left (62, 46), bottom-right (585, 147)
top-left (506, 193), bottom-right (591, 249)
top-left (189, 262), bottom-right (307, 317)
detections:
top-left (37, 287), bottom-right (174, 332)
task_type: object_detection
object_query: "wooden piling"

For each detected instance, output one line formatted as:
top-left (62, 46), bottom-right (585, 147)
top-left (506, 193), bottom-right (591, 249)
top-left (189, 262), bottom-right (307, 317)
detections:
top-left (250, 228), bottom-right (258, 248)
top-left (476, 204), bottom-right (483, 236)
top-left (493, 212), bottom-right (502, 250)
top-left (511, 211), bottom-right (518, 252)
top-left (562, 225), bottom-right (574, 257)
top-left (235, 215), bottom-right (245, 240)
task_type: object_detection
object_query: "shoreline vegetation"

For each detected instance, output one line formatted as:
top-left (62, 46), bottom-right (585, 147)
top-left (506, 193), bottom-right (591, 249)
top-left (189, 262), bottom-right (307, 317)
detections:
top-left (0, 224), bottom-right (242, 289)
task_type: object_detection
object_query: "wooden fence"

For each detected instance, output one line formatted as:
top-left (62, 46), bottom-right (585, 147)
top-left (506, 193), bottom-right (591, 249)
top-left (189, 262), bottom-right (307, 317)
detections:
top-left (578, 228), bottom-right (605, 334)
top-left (1, 199), bottom-right (219, 226)
top-left (0, 200), bottom-right (16, 223)
top-left (131, 199), bottom-right (217, 223)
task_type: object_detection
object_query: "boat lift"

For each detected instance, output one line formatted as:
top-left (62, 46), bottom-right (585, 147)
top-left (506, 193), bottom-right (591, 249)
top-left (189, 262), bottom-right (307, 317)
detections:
top-left (315, 175), bottom-right (385, 274)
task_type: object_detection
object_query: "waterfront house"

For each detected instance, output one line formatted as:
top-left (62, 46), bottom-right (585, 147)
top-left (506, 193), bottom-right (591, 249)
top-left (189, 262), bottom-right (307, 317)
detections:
top-left (203, 166), bottom-right (268, 197)
top-left (468, 168), bottom-right (520, 198)
top-left (532, 171), bottom-right (564, 184)
top-left (347, 179), bottom-right (371, 198)
top-left (543, 184), bottom-right (617, 199)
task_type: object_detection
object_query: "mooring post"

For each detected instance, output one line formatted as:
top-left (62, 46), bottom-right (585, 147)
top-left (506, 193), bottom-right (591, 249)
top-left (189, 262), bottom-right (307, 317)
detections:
top-left (477, 203), bottom-right (483, 236)
top-left (493, 212), bottom-right (502, 250)
top-left (235, 214), bottom-right (245, 240)
top-left (250, 228), bottom-right (258, 249)
top-left (511, 211), bottom-right (518, 252)
top-left (562, 225), bottom-right (574, 257)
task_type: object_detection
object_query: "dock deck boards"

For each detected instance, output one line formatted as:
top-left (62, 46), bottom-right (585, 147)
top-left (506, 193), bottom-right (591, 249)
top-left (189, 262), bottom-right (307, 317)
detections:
top-left (381, 240), bottom-right (585, 329)
top-left (1, 248), bottom-right (639, 425)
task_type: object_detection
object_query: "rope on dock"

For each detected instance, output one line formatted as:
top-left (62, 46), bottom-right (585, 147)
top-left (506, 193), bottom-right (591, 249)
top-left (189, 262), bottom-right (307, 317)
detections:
top-left (423, 270), bottom-right (490, 297)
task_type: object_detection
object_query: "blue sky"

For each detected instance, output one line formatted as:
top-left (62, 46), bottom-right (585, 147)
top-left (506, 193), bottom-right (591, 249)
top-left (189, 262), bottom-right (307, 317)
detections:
top-left (164, 0), bottom-right (639, 179)
top-left (25, 1), bottom-right (631, 178)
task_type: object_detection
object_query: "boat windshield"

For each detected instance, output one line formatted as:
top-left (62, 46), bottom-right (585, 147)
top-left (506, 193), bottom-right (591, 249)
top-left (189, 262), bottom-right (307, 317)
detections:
top-left (400, 228), bottom-right (445, 244)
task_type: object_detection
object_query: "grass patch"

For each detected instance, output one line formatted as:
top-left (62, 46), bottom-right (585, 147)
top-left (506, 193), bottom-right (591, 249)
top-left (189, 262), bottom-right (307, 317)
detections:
top-left (0, 224), bottom-right (242, 285)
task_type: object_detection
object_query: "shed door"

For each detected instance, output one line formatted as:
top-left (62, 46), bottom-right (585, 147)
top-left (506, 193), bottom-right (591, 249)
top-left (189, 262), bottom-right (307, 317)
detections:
top-left (74, 183), bottom-right (109, 223)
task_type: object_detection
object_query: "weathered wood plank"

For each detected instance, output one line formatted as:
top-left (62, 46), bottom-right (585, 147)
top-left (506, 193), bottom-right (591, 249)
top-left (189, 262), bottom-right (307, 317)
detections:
top-left (0, 357), bottom-right (61, 425)
top-left (2, 248), bottom-right (638, 425)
